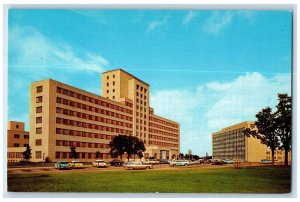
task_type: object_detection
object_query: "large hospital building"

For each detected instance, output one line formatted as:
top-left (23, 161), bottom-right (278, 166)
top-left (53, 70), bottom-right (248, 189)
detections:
top-left (212, 121), bottom-right (290, 162)
top-left (29, 69), bottom-right (180, 162)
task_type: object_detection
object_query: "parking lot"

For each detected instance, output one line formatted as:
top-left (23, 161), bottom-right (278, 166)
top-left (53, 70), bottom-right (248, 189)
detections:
top-left (7, 162), bottom-right (271, 175)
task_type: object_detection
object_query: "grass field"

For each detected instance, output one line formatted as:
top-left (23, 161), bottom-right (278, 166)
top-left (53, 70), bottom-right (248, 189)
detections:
top-left (7, 166), bottom-right (291, 193)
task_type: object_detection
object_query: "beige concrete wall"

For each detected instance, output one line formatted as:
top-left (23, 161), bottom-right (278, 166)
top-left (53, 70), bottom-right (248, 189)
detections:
top-left (7, 121), bottom-right (29, 148)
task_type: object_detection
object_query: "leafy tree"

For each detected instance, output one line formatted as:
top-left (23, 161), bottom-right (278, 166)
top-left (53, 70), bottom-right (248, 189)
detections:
top-left (22, 145), bottom-right (32, 162)
top-left (245, 107), bottom-right (279, 165)
top-left (275, 93), bottom-right (292, 166)
top-left (179, 153), bottom-right (184, 159)
top-left (132, 137), bottom-right (146, 160)
top-left (109, 135), bottom-right (127, 160)
top-left (109, 135), bottom-right (146, 161)
top-left (137, 150), bottom-right (144, 161)
top-left (70, 146), bottom-right (79, 160)
top-left (45, 156), bottom-right (51, 163)
top-left (95, 151), bottom-right (101, 159)
top-left (188, 149), bottom-right (192, 160)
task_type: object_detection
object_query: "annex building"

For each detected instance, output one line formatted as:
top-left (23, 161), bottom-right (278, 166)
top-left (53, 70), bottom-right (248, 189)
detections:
top-left (212, 121), bottom-right (290, 162)
top-left (29, 69), bottom-right (180, 162)
top-left (7, 121), bottom-right (29, 162)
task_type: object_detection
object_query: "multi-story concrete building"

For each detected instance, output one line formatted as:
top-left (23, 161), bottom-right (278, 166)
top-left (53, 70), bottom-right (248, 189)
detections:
top-left (7, 121), bottom-right (29, 162)
top-left (212, 121), bottom-right (290, 162)
top-left (29, 69), bottom-right (180, 162)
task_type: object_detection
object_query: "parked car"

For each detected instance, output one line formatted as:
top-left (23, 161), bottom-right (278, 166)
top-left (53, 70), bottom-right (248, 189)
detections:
top-left (124, 161), bottom-right (152, 170)
top-left (55, 161), bottom-right (71, 170)
top-left (159, 159), bottom-right (170, 164)
top-left (110, 159), bottom-right (124, 166)
top-left (69, 161), bottom-right (84, 169)
top-left (93, 160), bottom-right (107, 168)
top-left (144, 159), bottom-right (160, 164)
top-left (223, 159), bottom-right (234, 164)
top-left (211, 159), bottom-right (224, 165)
top-left (188, 160), bottom-right (200, 165)
top-left (169, 160), bottom-right (190, 166)
top-left (260, 159), bottom-right (272, 164)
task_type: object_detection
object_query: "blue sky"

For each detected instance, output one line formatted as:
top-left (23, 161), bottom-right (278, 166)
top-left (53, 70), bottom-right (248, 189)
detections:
top-left (8, 9), bottom-right (292, 156)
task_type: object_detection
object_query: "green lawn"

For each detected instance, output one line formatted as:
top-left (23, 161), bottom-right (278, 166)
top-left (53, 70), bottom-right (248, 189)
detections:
top-left (7, 166), bottom-right (291, 193)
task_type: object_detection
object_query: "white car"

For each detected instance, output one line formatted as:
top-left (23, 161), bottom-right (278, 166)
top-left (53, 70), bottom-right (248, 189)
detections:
top-left (124, 161), bottom-right (152, 170)
top-left (144, 159), bottom-right (160, 164)
top-left (169, 160), bottom-right (190, 166)
top-left (93, 160), bottom-right (107, 168)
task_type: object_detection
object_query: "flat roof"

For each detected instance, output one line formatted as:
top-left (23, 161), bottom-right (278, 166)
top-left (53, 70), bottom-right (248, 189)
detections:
top-left (101, 68), bottom-right (150, 86)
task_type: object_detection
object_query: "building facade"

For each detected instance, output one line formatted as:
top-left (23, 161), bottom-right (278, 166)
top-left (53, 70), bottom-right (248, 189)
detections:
top-left (30, 69), bottom-right (180, 162)
top-left (7, 121), bottom-right (29, 162)
top-left (212, 121), bottom-right (290, 162)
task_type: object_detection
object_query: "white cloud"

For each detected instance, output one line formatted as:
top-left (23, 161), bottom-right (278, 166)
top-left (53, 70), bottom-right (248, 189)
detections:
top-left (202, 10), bottom-right (255, 34)
top-left (9, 25), bottom-right (109, 73)
top-left (150, 72), bottom-right (291, 156)
top-left (182, 11), bottom-right (197, 26)
top-left (146, 16), bottom-right (169, 33)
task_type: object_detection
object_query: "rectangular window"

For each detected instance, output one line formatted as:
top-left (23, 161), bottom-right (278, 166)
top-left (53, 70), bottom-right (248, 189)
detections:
top-left (56, 152), bottom-right (60, 159)
top-left (24, 135), bottom-right (29, 139)
top-left (14, 134), bottom-right (20, 138)
top-left (14, 143), bottom-right (19, 147)
top-left (36, 106), bottom-right (42, 113)
top-left (36, 139), bottom-right (42, 146)
top-left (35, 151), bottom-right (42, 159)
top-left (36, 117), bottom-right (42, 123)
top-left (36, 96), bottom-right (43, 103)
top-left (36, 127), bottom-right (42, 134)
top-left (36, 86), bottom-right (43, 93)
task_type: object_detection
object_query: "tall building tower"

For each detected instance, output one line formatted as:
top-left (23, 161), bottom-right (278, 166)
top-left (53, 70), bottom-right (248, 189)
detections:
top-left (102, 69), bottom-right (150, 146)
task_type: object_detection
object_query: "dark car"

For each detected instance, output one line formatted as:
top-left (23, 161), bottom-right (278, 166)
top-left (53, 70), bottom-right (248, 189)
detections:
top-left (211, 159), bottom-right (224, 165)
top-left (159, 159), bottom-right (170, 164)
top-left (110, 159), bottom-right (124, 166)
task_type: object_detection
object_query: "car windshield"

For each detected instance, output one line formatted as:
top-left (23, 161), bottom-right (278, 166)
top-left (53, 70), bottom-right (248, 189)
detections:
top-left (96, 160), bottom-right (104, 163)
top-left (59, 162), bottom-right (68, 164)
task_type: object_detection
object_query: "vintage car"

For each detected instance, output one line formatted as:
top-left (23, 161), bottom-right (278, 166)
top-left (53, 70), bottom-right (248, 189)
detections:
top-left (159, 159), bottom-right (170, 164)
top-left (92, 160), bottom-right (107, 168)
top-left (110, 159), bottom-right (124, 166)
top-left (124, 161), bottom-right (152, 170)
top-left (260, 159), bottom-right (272, 164)
top-left (211, 159), bottom-right (224, 165)
top-left (169, 160), bottom-right (190, 166)
top-left (69, 161), bottom-right (84, 169)
top-left (55, 161), bottom-right (71, 170)
top-left (144, 159), bottom-right (160, 164)
top-left (223, 159), bottom-right (234, 164)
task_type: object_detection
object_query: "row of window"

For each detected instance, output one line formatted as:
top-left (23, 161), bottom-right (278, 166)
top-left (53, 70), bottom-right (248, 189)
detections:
top-left (7, 152), bottom-right (23, 158)
top-left (13, 134), bottom-right (29, 139)
top-left (57, 87), bottom-right (133, 108)
top-left (13, 143), bottom-right (29, 147)
top-left (56, 152), bottom-right (110, 159)
top-left (148, 141), bottom-right (178, 148)
top-left (56, 97), bottom-right (133, 116)
top-left (149, 123), bottom-right (179, 133)
top-left (56, 107), bottom-right (133, 126)
top-left (56, 140), bottom-right (110, 149)
top-left (149, 129), bottom-right (178, 138)
top-left (56, 128), bottom-right (114, 140)
top-left (56, 118), bottom-right (133, 135)
top-left (136, 84), bottom-right (147, 94)
top-left (149, 135), bottom-right (178, 143)
top-left (150, 116), bottom-right (178, 129)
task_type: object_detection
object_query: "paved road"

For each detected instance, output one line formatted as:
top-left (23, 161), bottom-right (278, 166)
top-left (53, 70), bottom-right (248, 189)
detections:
top-left (7, 162), bottom-right (270, 175)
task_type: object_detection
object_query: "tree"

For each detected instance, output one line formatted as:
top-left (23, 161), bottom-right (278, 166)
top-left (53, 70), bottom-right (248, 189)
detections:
top-left (179, 153), bottom-right (184, 159)
top-left (137, 150), bottom-right (144, 161)
top-left (70, 146), bottom-right (78, 160)
top-left (22, 145), bottom-right (32, 162)
top-left (109, 135), bottom-right (127, 160)
top-left (245, 107), bottom-right (279, 165)
top-left (95, 151), bottom-right (101, 159)
top-left (132, 137), bottom-right (146, 161)
top-left (275, 93), bottom-right (292, 166)
top-left (188, 149), bottom-right (192, 160)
